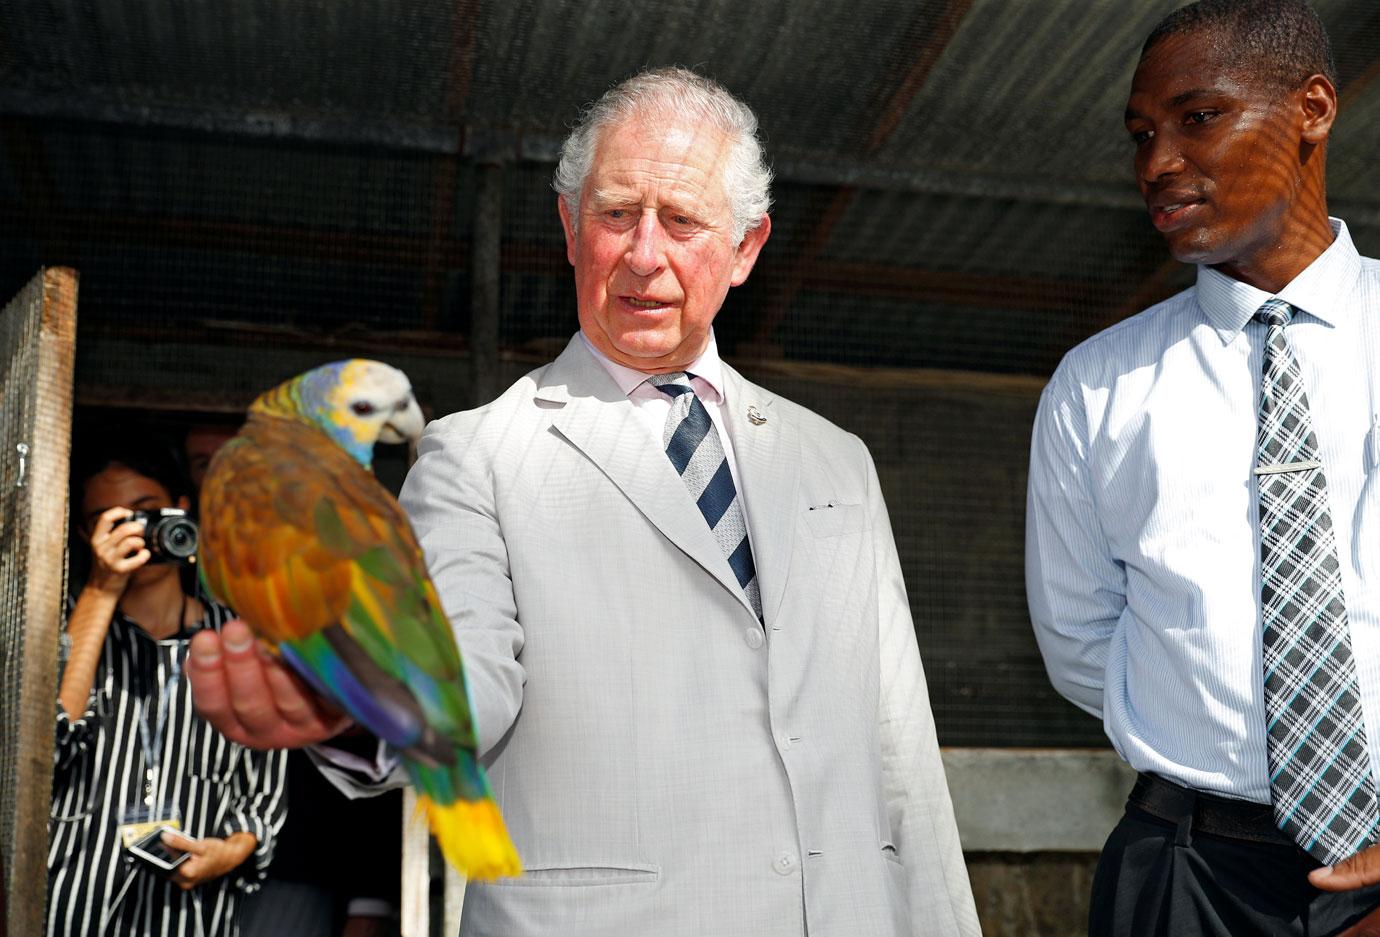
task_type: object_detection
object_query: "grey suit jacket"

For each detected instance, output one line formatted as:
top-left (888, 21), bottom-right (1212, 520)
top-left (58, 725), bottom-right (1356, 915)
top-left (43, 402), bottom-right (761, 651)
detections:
top-left (395, 335), bottom-right (979, 936)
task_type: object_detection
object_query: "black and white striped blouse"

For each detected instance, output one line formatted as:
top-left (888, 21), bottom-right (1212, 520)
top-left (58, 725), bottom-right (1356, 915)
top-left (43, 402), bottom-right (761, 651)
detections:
top-left (47, 600), bottom-right (288, 937)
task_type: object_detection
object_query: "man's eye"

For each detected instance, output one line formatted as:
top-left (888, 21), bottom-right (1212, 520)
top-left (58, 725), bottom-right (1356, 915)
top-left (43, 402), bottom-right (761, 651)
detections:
top-left (1128, 128), bottom-right (1153, 145)
top-left (1186, 111), bottom-right (1216, 125)
top-left (607, 209), bottom-right (629, 219)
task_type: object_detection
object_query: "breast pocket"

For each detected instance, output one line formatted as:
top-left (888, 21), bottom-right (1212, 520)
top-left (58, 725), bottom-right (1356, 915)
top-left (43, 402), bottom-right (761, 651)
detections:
top-left (803, 501), bottom-right (867, 538)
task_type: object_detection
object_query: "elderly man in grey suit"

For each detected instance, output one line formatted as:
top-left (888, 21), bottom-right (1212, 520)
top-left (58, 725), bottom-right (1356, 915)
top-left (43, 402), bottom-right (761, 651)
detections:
top-left (187, 66), bottom-right (978, 937)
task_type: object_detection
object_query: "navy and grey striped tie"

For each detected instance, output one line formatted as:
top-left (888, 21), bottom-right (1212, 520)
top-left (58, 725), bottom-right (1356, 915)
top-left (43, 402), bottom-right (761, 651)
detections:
top-left (646, 372), bottom-right (762, 620)
top-left (1256, 298), bottom-right (1379, 864)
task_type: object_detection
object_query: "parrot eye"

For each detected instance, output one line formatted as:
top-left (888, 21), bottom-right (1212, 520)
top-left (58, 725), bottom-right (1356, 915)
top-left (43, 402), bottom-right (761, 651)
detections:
top-left (351, 401), bottom-right (377, 416)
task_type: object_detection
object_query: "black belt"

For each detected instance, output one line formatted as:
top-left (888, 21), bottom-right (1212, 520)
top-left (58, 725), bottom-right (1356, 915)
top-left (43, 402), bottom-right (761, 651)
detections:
top-left (1127, 772), bottom-right (1298, 848)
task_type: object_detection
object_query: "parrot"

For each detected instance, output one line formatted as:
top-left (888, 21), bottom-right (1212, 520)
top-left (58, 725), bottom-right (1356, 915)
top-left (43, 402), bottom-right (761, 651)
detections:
top-left (197, 358), bottom-right (521, 880)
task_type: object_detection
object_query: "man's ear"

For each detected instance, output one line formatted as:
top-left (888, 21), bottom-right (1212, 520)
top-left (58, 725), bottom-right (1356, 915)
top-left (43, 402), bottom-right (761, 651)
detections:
top-left (730, 214), bottom-right (772, 287)
top-left (557, 195), bottom-right (578, 266)
top-left (1299, 73), bottom-right (1338, 145)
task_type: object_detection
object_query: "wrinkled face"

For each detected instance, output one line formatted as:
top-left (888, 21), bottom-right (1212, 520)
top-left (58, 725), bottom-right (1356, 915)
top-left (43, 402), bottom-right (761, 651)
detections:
top-left (1125, 30), bottom-right (1313, 280)
top-left (559, 117), bottom-right (770, 373)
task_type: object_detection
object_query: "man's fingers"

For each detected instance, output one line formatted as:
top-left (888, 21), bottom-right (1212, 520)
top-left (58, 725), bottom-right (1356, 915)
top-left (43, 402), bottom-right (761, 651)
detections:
top-left (1309, 844), bottom-right (1380, 892)
top-left (260, 656), bottom-right (350, 740)
top-left (216, 620), bottom-right (298, 745)
top-left (186, 629), bottom-right (254, 747)
top-left (189, 618), bottom-right (349, 748)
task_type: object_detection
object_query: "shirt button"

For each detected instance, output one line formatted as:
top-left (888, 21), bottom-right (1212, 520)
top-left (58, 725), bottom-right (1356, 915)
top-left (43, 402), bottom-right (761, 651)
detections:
top-left (744, 628), bottom-right (764, 649)
top-left (778, 733), bottom-right (792, 751)
top-left (774, 851), bottom-right (797, 875)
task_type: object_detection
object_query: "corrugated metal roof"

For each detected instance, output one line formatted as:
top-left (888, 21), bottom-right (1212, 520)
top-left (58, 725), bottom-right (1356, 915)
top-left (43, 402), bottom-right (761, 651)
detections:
top-left (2, 0), bottom-right (1378, 374)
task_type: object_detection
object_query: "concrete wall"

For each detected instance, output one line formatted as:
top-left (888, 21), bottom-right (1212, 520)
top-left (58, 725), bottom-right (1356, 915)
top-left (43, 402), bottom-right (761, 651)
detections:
top-left (945, 749), bottom-right (1135, 937)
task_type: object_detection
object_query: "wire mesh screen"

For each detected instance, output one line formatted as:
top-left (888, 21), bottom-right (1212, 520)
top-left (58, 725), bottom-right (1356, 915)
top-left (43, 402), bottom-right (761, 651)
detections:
top-left (2, 0), bottom-right (1380, 748)
top-left (0, 267), bottom-right (76, 936)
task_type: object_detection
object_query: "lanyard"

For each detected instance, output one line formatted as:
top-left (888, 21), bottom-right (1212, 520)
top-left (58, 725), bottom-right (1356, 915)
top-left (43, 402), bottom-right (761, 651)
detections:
top-left (137, 642), bottom-right (184, 810)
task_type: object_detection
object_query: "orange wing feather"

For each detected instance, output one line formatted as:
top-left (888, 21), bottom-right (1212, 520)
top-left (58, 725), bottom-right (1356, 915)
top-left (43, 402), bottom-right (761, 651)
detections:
top-left (200, 412), bottom-right (414, 645)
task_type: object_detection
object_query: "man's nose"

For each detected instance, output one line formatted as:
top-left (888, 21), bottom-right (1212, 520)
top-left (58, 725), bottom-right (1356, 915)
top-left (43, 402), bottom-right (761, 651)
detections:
top-left (625, 212), bottom-right (666, 277)
top-left (1139, 132), bottom-right (1186, 184)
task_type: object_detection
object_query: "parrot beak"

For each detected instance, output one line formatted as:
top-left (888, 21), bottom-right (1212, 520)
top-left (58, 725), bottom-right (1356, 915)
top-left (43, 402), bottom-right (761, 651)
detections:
top-left (380, 395), bottom-right (424, 445)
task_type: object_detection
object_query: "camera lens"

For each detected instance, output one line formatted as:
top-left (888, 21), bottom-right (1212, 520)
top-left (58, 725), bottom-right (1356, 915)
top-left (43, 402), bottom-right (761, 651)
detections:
top-left (151, 517), bottom-right (199, 560)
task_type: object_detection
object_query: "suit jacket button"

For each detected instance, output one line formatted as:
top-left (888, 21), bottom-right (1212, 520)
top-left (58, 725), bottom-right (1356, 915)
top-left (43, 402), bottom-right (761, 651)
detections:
top-left (774, 851), bottom-right (797, 875)
top-left (744, 628), bottom-right (764, 649)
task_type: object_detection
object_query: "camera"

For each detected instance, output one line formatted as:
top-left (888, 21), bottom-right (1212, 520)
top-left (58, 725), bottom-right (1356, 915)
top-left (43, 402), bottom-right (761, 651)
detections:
top-left (126, 508), bottom-right (199, 565)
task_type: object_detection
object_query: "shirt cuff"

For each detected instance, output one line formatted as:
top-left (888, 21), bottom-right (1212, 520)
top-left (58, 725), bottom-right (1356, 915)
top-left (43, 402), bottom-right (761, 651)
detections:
top-left (306, 739), bottom-right (404, 795)
top-left (53, 697), bottom-right (98, 767)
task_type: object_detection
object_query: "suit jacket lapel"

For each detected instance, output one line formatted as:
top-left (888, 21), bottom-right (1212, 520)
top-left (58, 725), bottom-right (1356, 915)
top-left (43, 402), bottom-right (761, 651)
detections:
top-left (721, 364), bottom-right (799, 627)
top-left (539, 338), bottom-right (755, 616)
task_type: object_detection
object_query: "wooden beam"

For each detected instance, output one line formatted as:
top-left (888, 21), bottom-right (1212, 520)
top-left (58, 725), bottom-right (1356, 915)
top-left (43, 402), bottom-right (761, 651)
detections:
top-left (469, 163), bottom-right (504, 403)
top-left (803, 261), bottom-right (1122, 311)
top-left (71, 328), bottom-right (1047, 420)
top-left (0, 206), bottom-right (444, 266)
top-left (1340, 58), bottom-right (1380, 111)
top-left (419, 0), bottom-right (485, 328)
top-left (6, 204), bottom-right (1120, 320)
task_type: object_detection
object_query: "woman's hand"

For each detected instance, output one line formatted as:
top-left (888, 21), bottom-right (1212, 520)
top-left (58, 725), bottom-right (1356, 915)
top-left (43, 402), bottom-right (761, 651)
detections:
top-left (60, 506), bottom-right (154, 719)
top-left (86, 506), bottom-right (150, 595)
top-left (163, 830), bottom-right (257, 891)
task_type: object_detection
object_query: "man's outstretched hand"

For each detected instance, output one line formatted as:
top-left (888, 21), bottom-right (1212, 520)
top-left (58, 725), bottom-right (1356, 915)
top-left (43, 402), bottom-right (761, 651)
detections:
top-left (188, 619), bottom-right (352, 749)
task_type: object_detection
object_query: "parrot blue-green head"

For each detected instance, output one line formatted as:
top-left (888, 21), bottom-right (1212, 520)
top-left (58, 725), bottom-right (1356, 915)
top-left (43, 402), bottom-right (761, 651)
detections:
top-left (250, 359), bottom-right (425, 469)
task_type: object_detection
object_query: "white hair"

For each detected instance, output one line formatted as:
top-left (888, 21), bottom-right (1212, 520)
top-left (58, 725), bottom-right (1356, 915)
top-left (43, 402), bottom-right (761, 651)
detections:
top-left (552, 67), bottom-right (773, 243)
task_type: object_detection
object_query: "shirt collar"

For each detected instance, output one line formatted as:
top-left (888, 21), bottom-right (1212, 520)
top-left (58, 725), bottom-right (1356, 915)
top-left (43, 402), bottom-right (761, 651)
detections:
top-left (1197, 217), bottom-right (1361, 344)
top-left (579, 330), bottom-right (727, 404)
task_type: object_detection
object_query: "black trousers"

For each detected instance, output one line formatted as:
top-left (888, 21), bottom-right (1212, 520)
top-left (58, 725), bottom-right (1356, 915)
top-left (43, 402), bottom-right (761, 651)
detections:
top-left (1091, 779), bottom-right (1380, 936)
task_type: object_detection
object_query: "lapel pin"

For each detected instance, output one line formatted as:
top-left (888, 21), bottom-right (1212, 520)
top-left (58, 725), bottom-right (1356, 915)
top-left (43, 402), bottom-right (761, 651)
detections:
top-left (746, 405), bottom-right (767, 426)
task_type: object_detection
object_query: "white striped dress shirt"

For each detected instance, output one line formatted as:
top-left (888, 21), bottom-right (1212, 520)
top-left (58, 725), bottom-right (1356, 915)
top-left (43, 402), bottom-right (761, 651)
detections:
top-left (48, 601), bottom-right (289, 937)
top-left (1027, 219), bottom-right (1380, 802)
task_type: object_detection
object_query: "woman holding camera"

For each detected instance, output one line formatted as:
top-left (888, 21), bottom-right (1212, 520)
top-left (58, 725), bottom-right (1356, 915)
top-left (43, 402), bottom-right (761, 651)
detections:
top-left (48, 436), bottom-right (287, 937)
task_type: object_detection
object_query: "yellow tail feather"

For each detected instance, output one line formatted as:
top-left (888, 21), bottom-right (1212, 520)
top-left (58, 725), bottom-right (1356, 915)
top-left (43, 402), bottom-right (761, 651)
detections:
top-left (418, 795), bottom-right (523, 880)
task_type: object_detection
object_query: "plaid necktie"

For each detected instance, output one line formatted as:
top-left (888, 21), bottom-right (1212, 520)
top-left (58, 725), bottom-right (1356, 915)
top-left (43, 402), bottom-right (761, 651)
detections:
top-left (646, 372), bottom-right (762, 620)
top-left (1257, 298), bottom-right (1379, 864)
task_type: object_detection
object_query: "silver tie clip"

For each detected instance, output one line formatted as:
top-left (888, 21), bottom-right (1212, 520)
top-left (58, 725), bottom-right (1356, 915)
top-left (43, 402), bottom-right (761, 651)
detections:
top-left (1254, 460), bottom-right (1322, 476)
